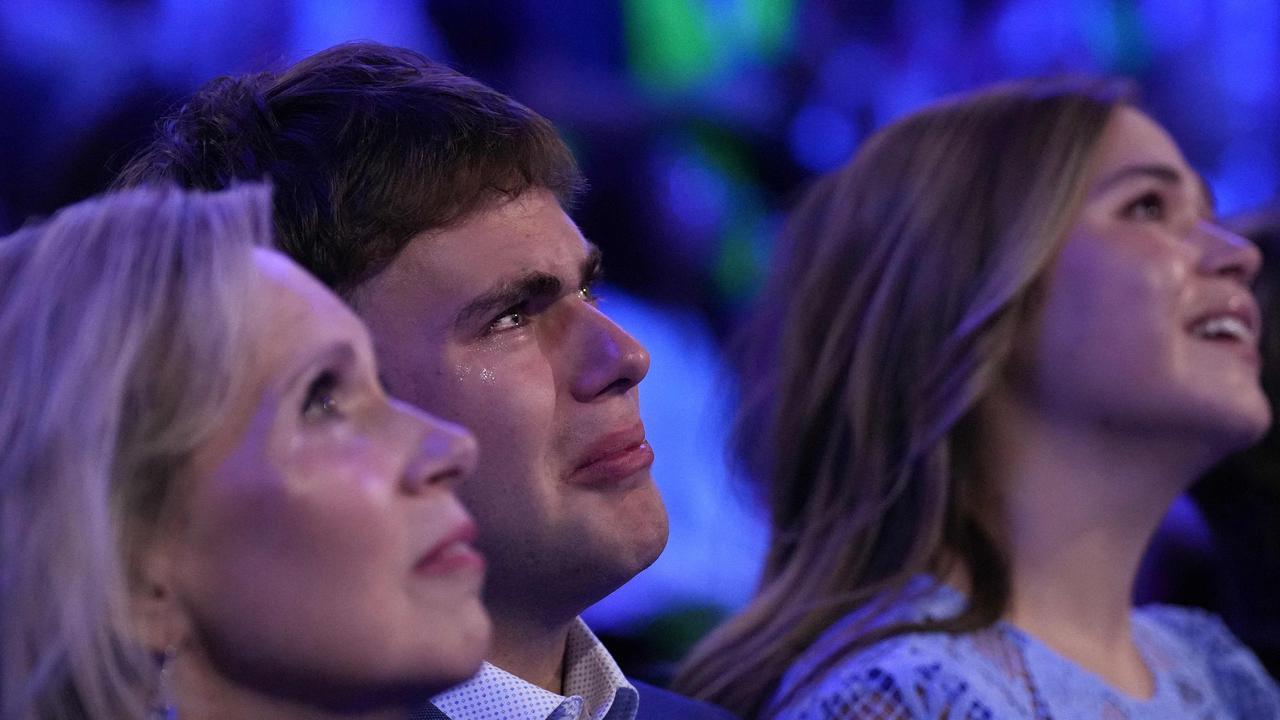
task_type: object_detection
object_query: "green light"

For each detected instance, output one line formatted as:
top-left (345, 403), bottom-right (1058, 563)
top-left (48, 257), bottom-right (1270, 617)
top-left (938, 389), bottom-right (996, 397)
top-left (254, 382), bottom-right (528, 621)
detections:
top-left (623, 0), bottom-right (714, 90)
top-left (623, 0), bottom-right (796, 92)
top-left (744, 0), bottom-right (794, 57)
top-left (713, 213), bottom-right (769, 303)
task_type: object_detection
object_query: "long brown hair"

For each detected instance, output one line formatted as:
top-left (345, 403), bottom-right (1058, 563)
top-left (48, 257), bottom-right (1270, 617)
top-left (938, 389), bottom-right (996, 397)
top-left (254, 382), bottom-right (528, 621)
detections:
top-left (671, 79), bottom-right (1128, 718)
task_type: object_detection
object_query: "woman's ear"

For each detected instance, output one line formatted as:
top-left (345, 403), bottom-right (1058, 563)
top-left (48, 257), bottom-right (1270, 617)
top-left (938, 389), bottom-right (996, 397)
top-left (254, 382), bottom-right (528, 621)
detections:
top-left (129, 539), bottom-right (189, 654)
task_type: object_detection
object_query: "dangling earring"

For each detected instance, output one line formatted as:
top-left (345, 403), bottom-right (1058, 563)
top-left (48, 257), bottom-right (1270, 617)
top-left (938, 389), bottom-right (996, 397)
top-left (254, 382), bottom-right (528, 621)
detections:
top-left (149, 645), bottom-right (177, 720)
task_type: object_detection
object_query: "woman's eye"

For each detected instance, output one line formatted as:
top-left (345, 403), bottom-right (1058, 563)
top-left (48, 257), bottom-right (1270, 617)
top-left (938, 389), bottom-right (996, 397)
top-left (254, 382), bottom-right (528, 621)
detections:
top-left (579, 284), bottom-right (599, 303)
top-left (1123, 192), bottom-right (1165, 221)
top-left (487, 309), bottom-right (526, 333)
top-left (302, 371), bottom-right (341, 422)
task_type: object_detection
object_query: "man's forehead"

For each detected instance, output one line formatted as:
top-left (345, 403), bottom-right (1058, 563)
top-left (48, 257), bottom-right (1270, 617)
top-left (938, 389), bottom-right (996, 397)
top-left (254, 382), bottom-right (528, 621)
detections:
top-left (403, 196), bottom-right (592, 287)
top-left (351, 191), bottom-right (596, 338)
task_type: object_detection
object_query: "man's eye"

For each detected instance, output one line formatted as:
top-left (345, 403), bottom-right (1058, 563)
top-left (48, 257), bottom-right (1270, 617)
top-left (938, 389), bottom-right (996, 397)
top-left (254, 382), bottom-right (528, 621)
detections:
top-left (302, 371), bottom-right (341, 422)
top-left (1123, 192), bottom-right (1165, 221)
top-left (488, 309), bottom-right (526, 333)
top-left (579, 284), bottom-right (600, 303)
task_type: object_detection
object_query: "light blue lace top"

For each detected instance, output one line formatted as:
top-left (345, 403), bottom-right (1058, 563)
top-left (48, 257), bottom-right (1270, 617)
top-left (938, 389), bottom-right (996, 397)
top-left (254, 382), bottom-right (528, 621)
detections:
top-left (772, 579), bottom-right (1280, 719)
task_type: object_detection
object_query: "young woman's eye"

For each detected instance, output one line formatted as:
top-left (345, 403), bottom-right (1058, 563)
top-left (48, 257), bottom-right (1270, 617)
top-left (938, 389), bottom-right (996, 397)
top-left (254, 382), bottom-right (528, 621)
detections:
top-left (1123, 192), bottom-right (1165, 221)
top-left (301, 371), bottom-right (341, 422)
top-left (487, 308), bottom-right (526, 334)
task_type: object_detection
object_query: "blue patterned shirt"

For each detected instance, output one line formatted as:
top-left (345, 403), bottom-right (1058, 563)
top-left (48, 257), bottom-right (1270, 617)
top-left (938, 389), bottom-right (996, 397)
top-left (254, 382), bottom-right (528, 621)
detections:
top-left (773, 580), bottom-right (1280, 719)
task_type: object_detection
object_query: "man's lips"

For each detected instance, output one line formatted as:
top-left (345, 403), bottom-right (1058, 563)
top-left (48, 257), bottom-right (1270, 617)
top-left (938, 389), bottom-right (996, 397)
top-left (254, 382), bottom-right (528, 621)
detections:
top-left (415, 520), bottom-right (485, 576)
top-left (568, 423), bottom-right (655, 486)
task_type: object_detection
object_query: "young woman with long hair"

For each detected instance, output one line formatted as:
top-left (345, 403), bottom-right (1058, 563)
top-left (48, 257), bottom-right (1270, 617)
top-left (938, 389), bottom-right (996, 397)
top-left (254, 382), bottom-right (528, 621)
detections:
top-left (673, 79), bottom-right (1280, 718)
top-left (0, 184), bottom-right (489, 719)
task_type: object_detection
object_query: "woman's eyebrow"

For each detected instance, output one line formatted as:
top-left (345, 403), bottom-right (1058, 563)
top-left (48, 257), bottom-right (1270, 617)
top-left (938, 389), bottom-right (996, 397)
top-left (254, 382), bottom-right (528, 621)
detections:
top-left (283, 341), bottom-right (357, 395)
top-left (1092, 163), bottom-right (1182, 194)
top-left (1091, 162), bottom-right (1216, 216)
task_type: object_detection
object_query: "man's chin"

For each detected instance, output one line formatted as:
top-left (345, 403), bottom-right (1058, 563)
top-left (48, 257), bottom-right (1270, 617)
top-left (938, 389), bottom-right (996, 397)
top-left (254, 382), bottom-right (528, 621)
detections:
top-left (575, 523), bottom-right (669, 606)
top-left (605, 483), bottom-right (669, 570)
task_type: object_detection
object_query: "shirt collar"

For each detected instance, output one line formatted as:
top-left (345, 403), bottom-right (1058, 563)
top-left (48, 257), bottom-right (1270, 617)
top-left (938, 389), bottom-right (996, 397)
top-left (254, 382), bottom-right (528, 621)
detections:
top-left (564, 619), bottom-right (637, 720)
top-left (429, 618), bottom-right (637, 720)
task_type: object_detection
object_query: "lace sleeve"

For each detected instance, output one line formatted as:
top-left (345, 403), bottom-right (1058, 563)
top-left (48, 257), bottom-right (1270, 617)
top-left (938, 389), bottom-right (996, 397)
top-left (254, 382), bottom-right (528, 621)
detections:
top-left (774, 665), bottom-right (928, 719)
top-left (773, 655), bottom-right (1012, 720)
top-left (1140, 604), bottom-right (1280, 718)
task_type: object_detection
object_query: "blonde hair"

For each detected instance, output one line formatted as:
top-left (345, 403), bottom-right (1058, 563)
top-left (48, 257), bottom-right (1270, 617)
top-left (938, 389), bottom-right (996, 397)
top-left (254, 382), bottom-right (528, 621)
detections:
top-left (672, 78), bottom-right (1129, 717)
top-left (0, 184), bottom-right (273, 719)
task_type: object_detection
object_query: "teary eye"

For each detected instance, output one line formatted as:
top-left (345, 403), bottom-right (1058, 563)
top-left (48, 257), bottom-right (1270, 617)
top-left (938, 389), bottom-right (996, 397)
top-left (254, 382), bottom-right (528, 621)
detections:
top-left (487, 307), bottom-right (527, 333)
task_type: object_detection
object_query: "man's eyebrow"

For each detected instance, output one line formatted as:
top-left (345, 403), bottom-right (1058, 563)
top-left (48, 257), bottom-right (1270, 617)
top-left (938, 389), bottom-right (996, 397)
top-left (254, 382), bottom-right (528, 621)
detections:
top-left (454, 272), bottom-right (562, 330)
top-left (453, 243), bottom-right (606, 332)
top-left (1092, 163), bottom-right (1216, 216)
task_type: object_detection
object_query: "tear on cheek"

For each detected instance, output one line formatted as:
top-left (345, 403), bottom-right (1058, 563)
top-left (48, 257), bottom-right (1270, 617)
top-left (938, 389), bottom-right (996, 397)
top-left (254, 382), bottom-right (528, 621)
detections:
top-left (454, 363), bottom-right (473, 383)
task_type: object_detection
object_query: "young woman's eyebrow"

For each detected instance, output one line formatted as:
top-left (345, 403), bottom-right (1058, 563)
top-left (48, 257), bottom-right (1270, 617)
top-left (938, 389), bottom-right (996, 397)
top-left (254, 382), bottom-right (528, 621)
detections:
top-left (1091, 163), bottom-right (1216, 217)
top-left (1092, 163), bottom-right (1182, 195)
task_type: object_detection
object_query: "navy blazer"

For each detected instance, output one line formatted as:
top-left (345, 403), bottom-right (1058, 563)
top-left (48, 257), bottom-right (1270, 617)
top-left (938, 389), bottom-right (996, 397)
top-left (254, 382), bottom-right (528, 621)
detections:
top-left (413, 680), bottom-right (738, 719)
top-left (632, 679), bottom-right (739, 719)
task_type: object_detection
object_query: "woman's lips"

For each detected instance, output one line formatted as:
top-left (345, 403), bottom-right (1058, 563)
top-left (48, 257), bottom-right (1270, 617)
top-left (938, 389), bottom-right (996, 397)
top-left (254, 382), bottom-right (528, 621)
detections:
top-left (1188, 313), bottom-right (1261, 367)
top-left (415, 522), bottom-right (485, 576)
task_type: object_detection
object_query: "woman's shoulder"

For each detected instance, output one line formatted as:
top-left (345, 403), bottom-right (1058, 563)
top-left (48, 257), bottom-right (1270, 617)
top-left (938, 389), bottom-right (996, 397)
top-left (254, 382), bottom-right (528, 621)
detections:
top-left (1136, 603), bottom-right (1268, 668)
top-left (772, 584), bottom-right (1032, 719)
top-left (1135, 604), bottom-right (1280, 716)
top-left (773, 633), bottom-right (1024, 719)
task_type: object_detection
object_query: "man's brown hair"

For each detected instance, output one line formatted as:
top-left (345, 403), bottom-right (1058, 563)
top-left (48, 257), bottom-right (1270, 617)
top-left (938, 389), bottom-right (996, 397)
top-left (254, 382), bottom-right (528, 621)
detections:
top-left (115, 41), bottom-right (583, 295)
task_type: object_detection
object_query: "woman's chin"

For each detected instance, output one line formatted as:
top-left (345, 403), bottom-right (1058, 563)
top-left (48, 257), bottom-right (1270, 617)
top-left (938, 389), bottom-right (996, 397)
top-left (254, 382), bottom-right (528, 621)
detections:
top-left (421, 607), bottom-right (492, 690)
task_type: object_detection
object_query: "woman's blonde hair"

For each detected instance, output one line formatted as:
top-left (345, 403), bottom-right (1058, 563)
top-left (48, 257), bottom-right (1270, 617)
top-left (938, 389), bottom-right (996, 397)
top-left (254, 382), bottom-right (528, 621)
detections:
top-left (672, 78), bottom-right (1129, 717)
top-left (0, 184), bottom-right (273, 719)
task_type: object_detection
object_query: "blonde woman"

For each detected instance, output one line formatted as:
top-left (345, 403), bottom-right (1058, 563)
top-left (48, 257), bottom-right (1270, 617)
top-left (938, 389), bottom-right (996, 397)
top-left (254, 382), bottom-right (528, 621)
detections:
top-left (0, 184), bottom-right (490, 720)
top-left (673, 79), bottom-right (1280, 718)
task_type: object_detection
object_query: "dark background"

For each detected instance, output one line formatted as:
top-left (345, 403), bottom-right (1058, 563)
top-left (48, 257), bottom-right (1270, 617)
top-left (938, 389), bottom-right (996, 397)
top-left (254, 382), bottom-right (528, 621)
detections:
top-left (3, 0), bottom-right (1276, 682)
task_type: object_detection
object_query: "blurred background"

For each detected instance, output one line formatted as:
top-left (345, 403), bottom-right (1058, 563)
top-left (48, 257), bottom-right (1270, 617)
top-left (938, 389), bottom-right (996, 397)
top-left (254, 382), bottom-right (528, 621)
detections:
top-left (2, 0), bottom-right (1277, 683)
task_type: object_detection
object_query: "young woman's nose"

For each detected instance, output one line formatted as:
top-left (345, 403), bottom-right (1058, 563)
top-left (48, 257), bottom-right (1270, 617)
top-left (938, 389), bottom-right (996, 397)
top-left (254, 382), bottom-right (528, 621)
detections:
top-left (1196, 221), bottom-right (1262, 285)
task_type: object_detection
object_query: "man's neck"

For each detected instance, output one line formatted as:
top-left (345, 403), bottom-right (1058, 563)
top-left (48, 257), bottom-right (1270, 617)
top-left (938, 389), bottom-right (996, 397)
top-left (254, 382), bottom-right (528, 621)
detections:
top-left (486, 615), bottom-right (576, 695)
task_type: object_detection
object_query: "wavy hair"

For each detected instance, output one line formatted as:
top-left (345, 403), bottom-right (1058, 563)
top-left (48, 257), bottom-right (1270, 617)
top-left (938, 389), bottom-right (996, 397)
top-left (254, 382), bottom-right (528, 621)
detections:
top-left (0, 184), bottom-right (271, 719)
top-left (671, 79), bottom-right (1129, 717)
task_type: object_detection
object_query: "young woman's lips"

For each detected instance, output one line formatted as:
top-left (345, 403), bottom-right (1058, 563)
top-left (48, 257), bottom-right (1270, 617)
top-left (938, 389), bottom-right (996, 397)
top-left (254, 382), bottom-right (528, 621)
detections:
top-left (1187, 305), bottom-right (1262, 367)
top-left (568, 424), bottom-right (655, 487)
top-left (415, 522), bottom-right (485, 576)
